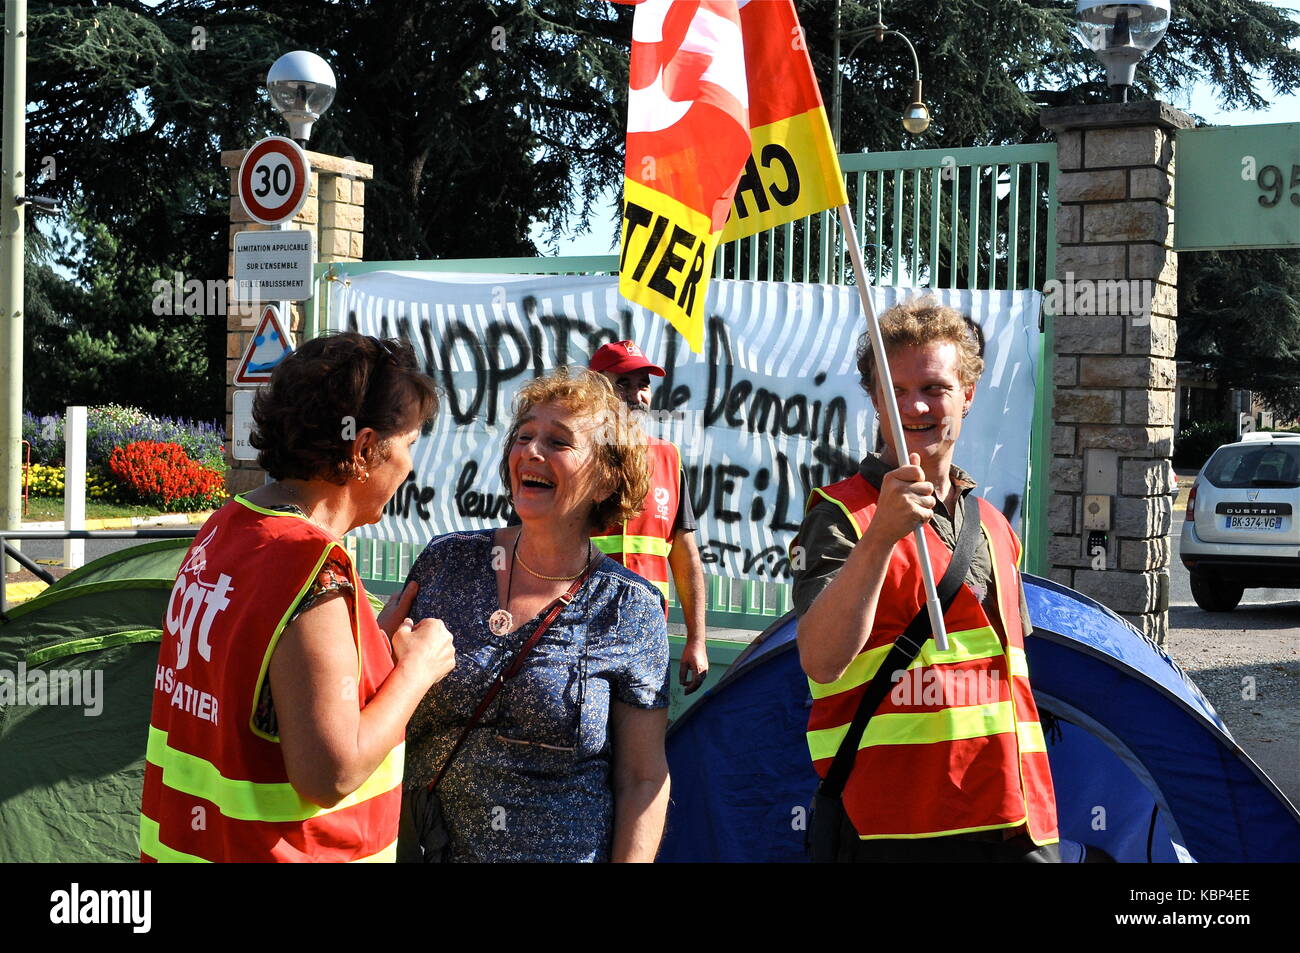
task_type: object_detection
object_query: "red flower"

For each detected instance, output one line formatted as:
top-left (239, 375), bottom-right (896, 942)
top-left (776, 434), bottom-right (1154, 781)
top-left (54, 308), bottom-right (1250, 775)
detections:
top-left (108, 441), bottom-right (227, 511)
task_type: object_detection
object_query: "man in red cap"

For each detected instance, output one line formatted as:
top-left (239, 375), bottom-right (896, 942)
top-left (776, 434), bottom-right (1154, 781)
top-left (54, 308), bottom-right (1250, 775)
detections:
top-left (589, 340), bottom-right (709, 694)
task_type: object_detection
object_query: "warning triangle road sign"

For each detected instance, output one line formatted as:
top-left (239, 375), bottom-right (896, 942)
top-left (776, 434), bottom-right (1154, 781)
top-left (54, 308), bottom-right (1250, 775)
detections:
top-left (234, 305), bottom-right (293, 385)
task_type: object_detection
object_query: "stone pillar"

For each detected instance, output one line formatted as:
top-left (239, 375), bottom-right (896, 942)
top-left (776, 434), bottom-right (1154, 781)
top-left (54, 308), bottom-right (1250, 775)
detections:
top-left (1040, 101), bottom-right (1193, 644)
top-left (219, 150), bottom-right (374, 494)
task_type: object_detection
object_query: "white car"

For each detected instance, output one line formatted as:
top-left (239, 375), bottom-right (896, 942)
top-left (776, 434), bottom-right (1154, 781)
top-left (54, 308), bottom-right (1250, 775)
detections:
top-left (1180, 432), bottom-right (1300, 611)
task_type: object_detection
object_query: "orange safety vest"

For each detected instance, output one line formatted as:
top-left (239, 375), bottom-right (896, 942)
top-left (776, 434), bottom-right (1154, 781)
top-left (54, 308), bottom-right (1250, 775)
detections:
top-left (800, 474), bottom-right (1058, 844)
top-left (139, 496), bottom-right (403, 862)
top-left (591, 436), bottom-right (680, 607)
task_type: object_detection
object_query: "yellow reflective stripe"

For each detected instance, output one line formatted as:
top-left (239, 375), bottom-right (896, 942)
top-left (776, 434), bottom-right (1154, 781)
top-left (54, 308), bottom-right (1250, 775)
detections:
top-left (806, 723), bottom-right (852, 762)
top-left (1017, 720), bottom-right (1047, 754)
top-left (591, 535), bottom-right (622, 555)
top-left (140, 815), bottom-right (398, 863)
top-left (807, 626), bottom-right (1004, 700)
top-left (807, 643), bottom-right (892, 700)
top-left (591, 533), bottom-right (671, 558)
top-left (652, 579), bottom-right (669, 597)
top-left (139, 815), bottom-right (210, 863)
top-left (1008, 645), bottom-right (1028, 678)
top-left (860, 818), bottom-right (1030, 840)
top-left (808, 487), bottom-right (863, 537)
top-left (807, 701), bottom-right (1015, 761)
top-left (352, 840), bottom-right (398, 863)
top-left (248, 542), bottom-right (340, 742)
top-left (146, 726), bottom-right (403, 823)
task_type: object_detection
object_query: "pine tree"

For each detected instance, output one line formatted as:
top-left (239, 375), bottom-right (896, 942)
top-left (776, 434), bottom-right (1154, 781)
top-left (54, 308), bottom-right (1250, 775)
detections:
top-left (1178, 248), bottom-right (1300, 421)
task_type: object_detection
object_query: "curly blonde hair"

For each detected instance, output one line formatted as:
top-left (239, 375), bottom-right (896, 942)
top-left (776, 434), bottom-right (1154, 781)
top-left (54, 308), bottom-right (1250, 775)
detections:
top-left (856, 297), bottom-right (985, 395)
top-left (498, 368), bottom-right (650, 530)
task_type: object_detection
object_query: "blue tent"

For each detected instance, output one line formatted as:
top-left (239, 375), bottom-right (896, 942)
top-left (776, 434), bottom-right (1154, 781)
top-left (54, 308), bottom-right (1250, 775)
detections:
top-left (660, 574), bottom-right (1300, 863)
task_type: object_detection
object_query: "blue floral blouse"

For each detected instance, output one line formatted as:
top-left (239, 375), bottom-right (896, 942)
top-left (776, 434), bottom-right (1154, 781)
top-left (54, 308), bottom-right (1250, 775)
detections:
top-left (403, 529), bottom-right (669, 862)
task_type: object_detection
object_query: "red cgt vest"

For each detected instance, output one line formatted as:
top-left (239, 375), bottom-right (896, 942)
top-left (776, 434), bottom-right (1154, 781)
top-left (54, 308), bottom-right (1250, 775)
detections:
top-left (140, 496), bottom-right (403, 862)
top-left (801, 474), bottom-right (1059, 844)
top-left (592, 436), bottom-right (680, 609)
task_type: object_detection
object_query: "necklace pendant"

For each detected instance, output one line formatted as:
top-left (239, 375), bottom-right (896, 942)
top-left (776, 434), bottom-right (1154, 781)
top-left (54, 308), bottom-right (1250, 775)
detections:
top-left (488, 608), bottom-right (514, 637)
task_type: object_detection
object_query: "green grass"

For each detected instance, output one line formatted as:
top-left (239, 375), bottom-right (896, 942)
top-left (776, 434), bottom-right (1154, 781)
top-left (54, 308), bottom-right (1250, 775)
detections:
top-left (23, 496), bottom-right (172, 521)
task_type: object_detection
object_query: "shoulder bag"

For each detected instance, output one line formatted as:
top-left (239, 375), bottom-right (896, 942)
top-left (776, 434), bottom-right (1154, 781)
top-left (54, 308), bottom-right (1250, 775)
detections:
top-left (399, 569), bottom-right (591, 863)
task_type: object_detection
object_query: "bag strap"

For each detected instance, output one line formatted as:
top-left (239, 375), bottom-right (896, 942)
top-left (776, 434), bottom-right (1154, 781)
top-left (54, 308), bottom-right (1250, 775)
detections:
top-left (424, 565), bottom-right (593, 793)
top-left (819, 493), bottom-right (983, 799)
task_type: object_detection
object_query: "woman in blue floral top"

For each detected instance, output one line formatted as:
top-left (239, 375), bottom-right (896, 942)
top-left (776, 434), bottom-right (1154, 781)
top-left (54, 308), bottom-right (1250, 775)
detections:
top-left (402, 369), bottom-right (670, 862)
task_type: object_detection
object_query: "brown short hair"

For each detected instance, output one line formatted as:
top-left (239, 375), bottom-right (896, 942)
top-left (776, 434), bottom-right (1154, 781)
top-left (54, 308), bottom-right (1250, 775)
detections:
top-left (251, 332), bottom-right (438, 484)
top-left (498, 368), bottom-right (650, 530)
top-left (856, 297), bottom-right (985, 395)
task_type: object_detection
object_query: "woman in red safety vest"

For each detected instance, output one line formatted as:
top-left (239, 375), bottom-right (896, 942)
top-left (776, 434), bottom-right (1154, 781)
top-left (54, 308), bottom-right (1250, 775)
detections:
top-left (140, 333), bottom-right (456, 862)
top-left (793, 299), bottom-right (1059, 862)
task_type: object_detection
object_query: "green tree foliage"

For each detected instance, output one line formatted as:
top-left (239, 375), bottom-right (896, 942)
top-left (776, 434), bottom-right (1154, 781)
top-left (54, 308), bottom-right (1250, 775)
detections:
top-left (19, 1), bottom-right (285, 417)
top-left (1178, 248), bottom-right (1300, 421)
top-left (15, 1), bottom-right (632, 417)
top-left (820, 0), bottom-right (1300, 152)
top-left (8, 1), bottom-right (1300, 420)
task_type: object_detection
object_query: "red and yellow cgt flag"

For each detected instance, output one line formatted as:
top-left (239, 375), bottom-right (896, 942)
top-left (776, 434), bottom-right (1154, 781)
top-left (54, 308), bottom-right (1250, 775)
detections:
top-left (617, 0), bottom-right (847, 352)
top-left (721, 0), bottom-right (848, 243)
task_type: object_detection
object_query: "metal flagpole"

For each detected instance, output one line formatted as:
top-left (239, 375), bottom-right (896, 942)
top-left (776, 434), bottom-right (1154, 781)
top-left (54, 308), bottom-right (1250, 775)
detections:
top-left (836, 202), bottom-right (949, 652)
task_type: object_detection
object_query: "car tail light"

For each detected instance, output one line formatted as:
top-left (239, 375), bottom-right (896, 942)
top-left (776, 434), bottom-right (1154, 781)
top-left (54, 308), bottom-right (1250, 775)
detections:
top-left (1186, 482), bottom-right (1197, 521)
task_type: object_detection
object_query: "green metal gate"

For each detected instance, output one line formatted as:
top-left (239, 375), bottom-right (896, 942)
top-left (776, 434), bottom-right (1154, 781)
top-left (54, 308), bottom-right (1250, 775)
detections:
top-left (312, 142), bottom-right (1057, 629)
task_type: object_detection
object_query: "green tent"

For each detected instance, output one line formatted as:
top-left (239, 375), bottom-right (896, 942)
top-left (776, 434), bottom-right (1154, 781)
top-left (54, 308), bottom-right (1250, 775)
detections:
top-left (0, 540), bottom-right (189, 862)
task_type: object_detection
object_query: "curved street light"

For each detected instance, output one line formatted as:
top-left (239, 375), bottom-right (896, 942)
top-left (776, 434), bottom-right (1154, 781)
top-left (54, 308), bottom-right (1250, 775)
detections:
top-left (831, 0), bottom-right (930, 147)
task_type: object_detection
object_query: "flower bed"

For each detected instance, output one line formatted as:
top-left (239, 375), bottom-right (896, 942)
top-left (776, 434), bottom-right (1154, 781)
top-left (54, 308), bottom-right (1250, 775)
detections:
top-left (24, 463), bottom-right (127, 502)
top-left (109, 441), bottom-right (227, 512)
top-left (23, 405), bottom-right (227, 513)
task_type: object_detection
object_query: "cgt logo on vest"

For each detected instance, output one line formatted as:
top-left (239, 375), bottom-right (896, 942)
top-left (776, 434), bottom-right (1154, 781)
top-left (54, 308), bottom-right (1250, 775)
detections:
top-left (653, 486), bottom-right (671, 521)
top-left (166, 526), bottom-right (234, 671)
top-left (156, 526), bottom-right (233, 725)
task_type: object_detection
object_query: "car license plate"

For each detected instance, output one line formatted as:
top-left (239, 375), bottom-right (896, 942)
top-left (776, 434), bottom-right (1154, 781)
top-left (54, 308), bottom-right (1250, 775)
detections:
top-left (1228, 516), bottom-right (1281, 530)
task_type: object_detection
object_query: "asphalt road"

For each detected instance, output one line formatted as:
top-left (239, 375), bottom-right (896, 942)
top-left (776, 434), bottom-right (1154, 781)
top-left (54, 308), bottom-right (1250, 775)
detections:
top-left (1163, 518), bottom-right (1300, 809)
top-left (14, 537), bottom-right (155, 570)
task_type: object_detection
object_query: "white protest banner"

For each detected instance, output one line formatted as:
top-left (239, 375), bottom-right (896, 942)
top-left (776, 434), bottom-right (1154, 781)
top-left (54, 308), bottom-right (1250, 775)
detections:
top-left (326, 271), bottom-right (1041, 582)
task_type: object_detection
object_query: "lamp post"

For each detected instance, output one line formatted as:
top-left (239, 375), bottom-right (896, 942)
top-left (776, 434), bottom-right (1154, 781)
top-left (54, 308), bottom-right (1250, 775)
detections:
top-left (1074, 0), bottom-right (1171, 103)
top-left (1, 0), bottom-right (27, 573)
top-left (266, 51), bottom-right (336, 146)
top-left (831, 0), bottom-right (930, 148)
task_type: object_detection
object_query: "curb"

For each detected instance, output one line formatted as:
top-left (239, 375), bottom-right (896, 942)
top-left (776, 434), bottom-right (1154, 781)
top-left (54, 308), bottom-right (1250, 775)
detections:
top-left (21, 511), bottom-right (215, 531)
top-left (4, 581), bottom-right (49, 605)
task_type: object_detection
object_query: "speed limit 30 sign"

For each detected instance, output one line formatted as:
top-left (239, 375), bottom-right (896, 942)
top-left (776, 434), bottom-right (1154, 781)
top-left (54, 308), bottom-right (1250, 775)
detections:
top-left (238, 136), bottom-right (312, 226)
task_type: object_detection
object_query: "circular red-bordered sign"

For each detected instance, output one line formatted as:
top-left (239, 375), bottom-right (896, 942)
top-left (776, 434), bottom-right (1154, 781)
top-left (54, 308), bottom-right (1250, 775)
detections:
top-left (237, 136), bottom-right (312, 226)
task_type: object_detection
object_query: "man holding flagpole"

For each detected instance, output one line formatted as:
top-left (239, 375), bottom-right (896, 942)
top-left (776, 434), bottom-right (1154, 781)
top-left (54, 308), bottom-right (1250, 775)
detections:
top-left (614, 0), bottom-right (1059, 862)
top-left (792, 298), bottom-right (1061, 862)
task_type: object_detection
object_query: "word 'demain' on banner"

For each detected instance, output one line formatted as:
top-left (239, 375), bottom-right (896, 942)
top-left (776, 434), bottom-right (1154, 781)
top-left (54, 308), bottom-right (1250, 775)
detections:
top-left (327, 271), bottom-right (1041, 583)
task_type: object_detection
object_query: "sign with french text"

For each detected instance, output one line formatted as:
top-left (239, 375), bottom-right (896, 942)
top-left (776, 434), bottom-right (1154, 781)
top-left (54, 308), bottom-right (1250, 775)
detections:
top-left (327, 271), bottom-right (1041, 582)
top-left (234, 229), bottom-right (315, 301)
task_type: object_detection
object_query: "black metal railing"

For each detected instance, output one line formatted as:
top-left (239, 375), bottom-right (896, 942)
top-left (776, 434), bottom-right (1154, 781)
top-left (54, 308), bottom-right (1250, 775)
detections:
top-left (0, 529), bottom-right (199, 611)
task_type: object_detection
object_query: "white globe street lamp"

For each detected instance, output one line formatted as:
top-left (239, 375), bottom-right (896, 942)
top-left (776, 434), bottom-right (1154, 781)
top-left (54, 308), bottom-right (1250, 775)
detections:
top-left (266, 51), bottom-right (337, 145)
top-left (1075, 0), bottom-right (1171, 102)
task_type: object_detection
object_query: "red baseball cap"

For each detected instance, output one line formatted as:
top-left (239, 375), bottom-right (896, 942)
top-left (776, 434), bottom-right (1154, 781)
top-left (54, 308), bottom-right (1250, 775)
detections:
top-left (588, 340), bottom-right (665, 377)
